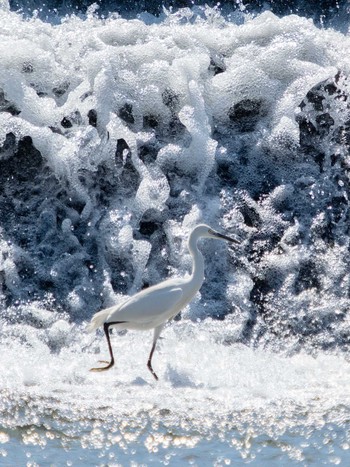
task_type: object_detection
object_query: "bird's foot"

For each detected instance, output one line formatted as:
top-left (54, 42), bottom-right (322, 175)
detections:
top-left (147, 363), bottom-right (159, 381)
top-left (90, 361), bottom-right (114, 372)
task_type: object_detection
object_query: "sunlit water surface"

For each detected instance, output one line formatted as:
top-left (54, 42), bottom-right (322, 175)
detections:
top-left (1, 320), bottom-right (350, 465)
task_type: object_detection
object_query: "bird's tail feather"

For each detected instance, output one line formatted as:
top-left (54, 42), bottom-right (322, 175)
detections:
top-left (86, 308), bottom-right (111, 332)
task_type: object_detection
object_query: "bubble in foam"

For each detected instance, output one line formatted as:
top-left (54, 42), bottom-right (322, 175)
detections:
top-left (130, 238), bottom-right (152, 292)
top-left (267, 116), bottom-right (299, 153)
top-left (3, 256), bottom-right (21, 296)
top-left (47, 319), bottom-right (71, 349)
top-left (118, 224), bottom-right (133, 251)
top-left (177, 81), bottom-right (217, 188)
top-left (209, 64), bottom-right (277, 123)
top-left (135, 165), bottom-right (170, 218)
top-left (67, 289), bottom-right (85, 314)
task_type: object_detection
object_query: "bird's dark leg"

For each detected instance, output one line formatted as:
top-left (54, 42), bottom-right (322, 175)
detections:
top-left (147, 341), bottom-right (158, 381)
top-left (147, 325), bottom-right (164, 381)
top-left (90, 321), bottom-right (126, 372)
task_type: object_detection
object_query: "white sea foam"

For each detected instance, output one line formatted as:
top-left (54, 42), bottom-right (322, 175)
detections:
top-left (0, 5), bottom-right (350, 464)
top-left (1, 317), bottom-right (350, 464)
top-left (0, 4), bottom-right (348, 335)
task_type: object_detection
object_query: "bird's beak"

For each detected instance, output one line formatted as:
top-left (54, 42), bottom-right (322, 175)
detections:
top-left (213, 231), bottom-right (241, 244)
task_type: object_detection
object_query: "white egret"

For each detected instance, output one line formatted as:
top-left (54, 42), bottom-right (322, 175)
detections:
top-left (88, 224), bottom-right (239, 380)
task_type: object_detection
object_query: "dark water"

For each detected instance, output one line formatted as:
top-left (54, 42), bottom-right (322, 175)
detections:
top-left (8, 0), bottom-right (349, 29)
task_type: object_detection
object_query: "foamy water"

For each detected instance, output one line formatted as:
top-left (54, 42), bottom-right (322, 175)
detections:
top-left (1, 319), bottom-right (350, 465)
top-left (0, 3), bottom-right (350, 465)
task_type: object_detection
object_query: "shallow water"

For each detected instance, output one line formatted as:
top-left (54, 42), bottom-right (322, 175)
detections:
top-left (1, 321), bottom-right (350, 465)
top-left (1, 2), bottom-right (350, 465)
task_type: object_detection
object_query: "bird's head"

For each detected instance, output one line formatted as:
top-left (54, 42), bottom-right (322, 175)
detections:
top-left (191, 224), bottom-right (240, 244)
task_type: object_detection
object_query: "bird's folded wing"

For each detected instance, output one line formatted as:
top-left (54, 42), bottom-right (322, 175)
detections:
top-left (114, 286), bottom-right (184, 324)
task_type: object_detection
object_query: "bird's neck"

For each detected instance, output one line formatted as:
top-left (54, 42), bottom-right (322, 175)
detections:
top-left (188, 235), bottom-right (205, 288)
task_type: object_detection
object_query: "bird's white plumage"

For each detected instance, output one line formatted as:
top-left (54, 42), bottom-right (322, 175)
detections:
top-left (108, 284), bottom-right (184, 329)
top-left (88, 224), bottom-right (239, 379)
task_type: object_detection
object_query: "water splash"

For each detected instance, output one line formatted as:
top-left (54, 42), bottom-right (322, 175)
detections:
top-left (1, 6), bottom-right (350, 464)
